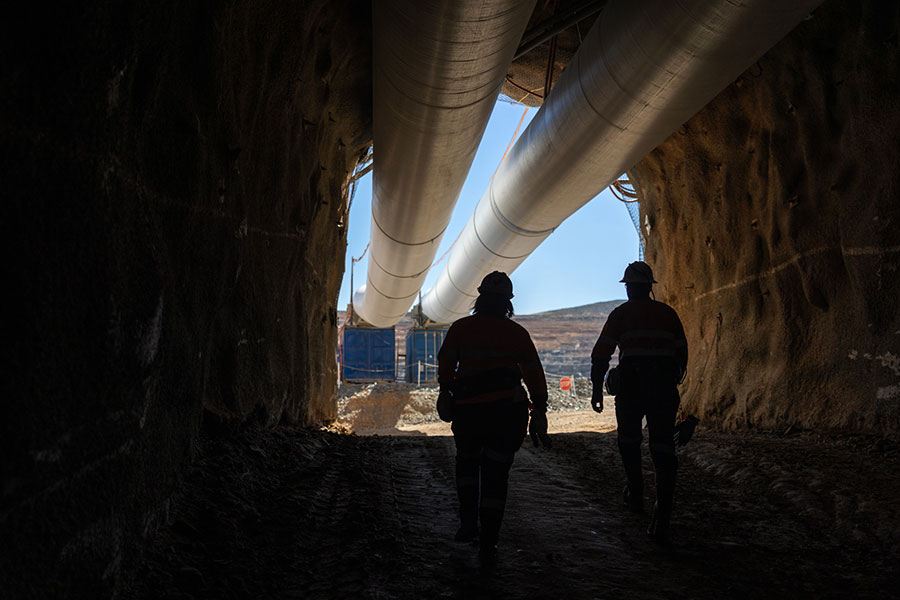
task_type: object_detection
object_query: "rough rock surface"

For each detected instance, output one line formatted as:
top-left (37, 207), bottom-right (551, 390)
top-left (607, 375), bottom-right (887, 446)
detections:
top-left (629, 1), bottom-right (900, 435)
top-left (3, 2), bottom-right (369, 596)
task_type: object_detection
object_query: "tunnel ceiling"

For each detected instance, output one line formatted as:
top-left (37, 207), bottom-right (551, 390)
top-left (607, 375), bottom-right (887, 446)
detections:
top-left (501, 0), bottom-right (604, 105)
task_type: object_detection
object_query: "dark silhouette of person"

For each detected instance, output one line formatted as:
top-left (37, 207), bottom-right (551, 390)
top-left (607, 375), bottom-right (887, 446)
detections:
top-left (437, 271), bottom-right (550, 564)
top-left (590, 261), bottom-right (688, 542)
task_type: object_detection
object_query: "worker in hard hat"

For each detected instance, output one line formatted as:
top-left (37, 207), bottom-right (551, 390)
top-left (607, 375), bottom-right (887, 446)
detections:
top-left (437, 271), bottom-right (550, 564)
top-left (590, 261), bottom-right (688, 543)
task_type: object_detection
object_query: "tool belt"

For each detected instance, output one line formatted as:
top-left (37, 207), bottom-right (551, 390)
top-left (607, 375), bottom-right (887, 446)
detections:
top-left (618, 357), bottom-right (682, 388)
top-left (449, 366), bottom-right (523, 401)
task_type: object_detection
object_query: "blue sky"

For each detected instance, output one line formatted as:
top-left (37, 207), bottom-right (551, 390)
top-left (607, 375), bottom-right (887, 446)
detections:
top-left (338, 99), bottom-right (640, 316)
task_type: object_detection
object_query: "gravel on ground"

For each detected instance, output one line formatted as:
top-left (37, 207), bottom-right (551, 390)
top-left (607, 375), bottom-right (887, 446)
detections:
top-left (128, 385), bottom-right (900, 599)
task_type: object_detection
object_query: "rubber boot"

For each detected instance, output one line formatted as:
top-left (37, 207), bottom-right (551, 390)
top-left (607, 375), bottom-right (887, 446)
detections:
top-left (455, 522), bottom-right (479, 543)
top-left (478, 445), bottom-right (512, 560)
top-left (455, 497), bottom-right (479, 542)
top-left (618, 440), bottom-right (644, 512)
top-left (649, 445), bottom-right (676, 543)
top-left (478, 542), bottom-right (499, 567)
top-left (478, 507), bottom-right (500, 567)
top-left (478, 512), bottom-right (500, 567)
top-left (647, 501), bottom-right (671, 543)
top-left (623, 484), bottom-right (644, 513)
top-left (455, 456), bottom-right (480, 543)
top-left (478, 499), bottom-right (503, 557)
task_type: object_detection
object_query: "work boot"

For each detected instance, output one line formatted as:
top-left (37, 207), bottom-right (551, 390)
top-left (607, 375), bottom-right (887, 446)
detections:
top-left (622, 485), bottom-right (644, 513)
top-left (478, 542), bottom-right (499, 567)
top-left (647, 502), bottom-right (670, 544)
top-left (454, 523), bottom-right (479, 543)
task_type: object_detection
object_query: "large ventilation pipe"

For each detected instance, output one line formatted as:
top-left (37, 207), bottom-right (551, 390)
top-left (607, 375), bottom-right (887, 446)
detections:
top-left (421, 0), bottom-right (823, 323)
top-left (352, 0), bottom-right (537, 327)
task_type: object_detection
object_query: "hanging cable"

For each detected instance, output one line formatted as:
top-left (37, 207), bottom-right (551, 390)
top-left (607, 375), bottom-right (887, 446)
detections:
top-left (504, 75), bottom-right (544, 101)
top-left (492, 105), bottom-right (530, 185)
top-left (347, 146), bottom-right (373, 214)
top-left (500, 106), bottom-right (531, 165)
top-left (352, 242), bottom-right (370, 265)
top-left (609, 176), bottom-right (640, 202)
top-left (609, 174), bottom-right (645, 259)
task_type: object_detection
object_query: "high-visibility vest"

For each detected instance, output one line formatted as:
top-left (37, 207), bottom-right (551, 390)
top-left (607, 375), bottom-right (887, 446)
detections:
top-left (592, 298), bottom-right (688, 368)
top-left (439, 314), bottom-right (547, 407)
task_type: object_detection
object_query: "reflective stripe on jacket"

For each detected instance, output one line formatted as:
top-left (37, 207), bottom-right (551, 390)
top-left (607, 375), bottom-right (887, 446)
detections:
top-left (591, 298), bottom-right (688, 382)
top-left (438, 314), bottom-right (548, 409)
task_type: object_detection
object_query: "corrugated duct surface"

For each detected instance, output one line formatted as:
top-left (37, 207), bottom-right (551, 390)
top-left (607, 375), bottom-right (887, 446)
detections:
top-left (352, 0), bottom-right (537, 327)
top-left (421, 0), bottom-right (823, 324)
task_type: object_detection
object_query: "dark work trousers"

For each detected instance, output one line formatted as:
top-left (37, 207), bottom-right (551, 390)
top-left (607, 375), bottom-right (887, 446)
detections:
top-left (615, 359), bottom-right (680, 523)
top-left (451, 399), bottom-right (528, 547)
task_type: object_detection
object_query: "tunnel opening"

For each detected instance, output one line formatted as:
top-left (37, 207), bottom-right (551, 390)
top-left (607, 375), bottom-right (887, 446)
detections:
top-left (4, 0), bottom-right (900, 597)
top-left (334, 94), bottom-right (641, 436)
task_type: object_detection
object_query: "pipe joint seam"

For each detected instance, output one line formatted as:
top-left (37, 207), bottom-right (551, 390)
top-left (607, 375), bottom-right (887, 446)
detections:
top-left (472, 212), bottom-right (549, 261)
top-left (488, 186), bottom-right (558, 238)
top-left (370, 251), bottom-right (432, 280)
top-left (366, 274), bottom-right (422, 302)
top-left (372, 212), bottom-right (449, 249)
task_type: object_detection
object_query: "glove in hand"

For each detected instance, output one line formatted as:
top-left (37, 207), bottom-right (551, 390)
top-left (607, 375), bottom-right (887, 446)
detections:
top-left (529, 411), bottom-right (551, 448)
top-left (590, 390), bottom-right (604, 414)
top-left (673, 414), bottom-right (699, 447)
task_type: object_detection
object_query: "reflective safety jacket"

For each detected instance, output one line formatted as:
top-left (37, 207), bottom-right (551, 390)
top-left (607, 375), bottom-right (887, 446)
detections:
top-left (438, 314), bottom-right (548, 411)
top-left (591, 298), bottom-right (688, 384)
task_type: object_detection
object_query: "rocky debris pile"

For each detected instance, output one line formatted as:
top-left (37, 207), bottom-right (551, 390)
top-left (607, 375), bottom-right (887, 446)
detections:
top-left (337, 382), bottom-right (444, 431)
top-left (337, 378), bottom-right (597, 431)
top-left (547, 377), bottom-right (592, 412)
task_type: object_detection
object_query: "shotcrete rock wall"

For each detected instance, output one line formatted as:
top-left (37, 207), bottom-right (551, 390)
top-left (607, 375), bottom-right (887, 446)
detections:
top-left (2, 2), bottom-right (369, 595)
top-left (630, 1), bottom-right (900, 435)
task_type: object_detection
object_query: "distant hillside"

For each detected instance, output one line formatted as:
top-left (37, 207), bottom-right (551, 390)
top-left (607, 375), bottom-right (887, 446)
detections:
top-left (515, 300), bottom-right (624, 377)
top-left (523, 299), bottom-right (625, 317)
top-left (338, 299), bottom-right (624, 329)
top-left (338, 298), bottom-right (626, 378)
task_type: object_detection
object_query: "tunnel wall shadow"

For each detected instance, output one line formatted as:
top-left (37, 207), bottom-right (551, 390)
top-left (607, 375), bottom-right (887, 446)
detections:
top-left (1, 1), bottom-right (371, 596)
top-left (630, 0), bottom-right (900, 437)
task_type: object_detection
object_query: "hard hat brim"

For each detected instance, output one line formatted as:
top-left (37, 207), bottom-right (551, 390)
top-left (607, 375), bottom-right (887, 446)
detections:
top-left (477, 287), bottom-right (514, 299)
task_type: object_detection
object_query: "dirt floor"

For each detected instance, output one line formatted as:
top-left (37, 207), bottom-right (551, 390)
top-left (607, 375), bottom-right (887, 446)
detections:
top-left (128, 383), bottom-right (900, 599)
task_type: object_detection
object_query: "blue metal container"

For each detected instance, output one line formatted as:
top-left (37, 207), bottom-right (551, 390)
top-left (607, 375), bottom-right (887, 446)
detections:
top-left (405, 328), bottom-right (447, 384)
top-left (341, 327), bottom-right (396, 382)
